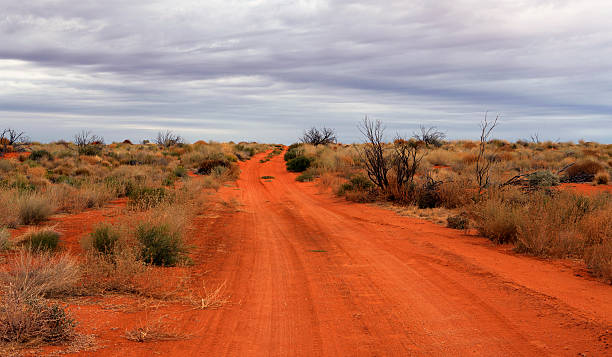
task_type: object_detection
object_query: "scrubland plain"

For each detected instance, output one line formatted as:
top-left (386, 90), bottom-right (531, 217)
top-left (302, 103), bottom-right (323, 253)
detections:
top-left (0, 129), bottom-right (610, 356)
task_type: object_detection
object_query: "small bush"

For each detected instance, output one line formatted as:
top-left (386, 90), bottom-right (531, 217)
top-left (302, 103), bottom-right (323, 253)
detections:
top-left (0, 159), bottom-right (14, 172)
top-left (0, 251), bottom-right (80, 299)
top-left (21, 228), bottom-right (60, 252)
top-left (173, 166), bottom-right (187, 178)
top-left (584, 243), bottom-right (611, 282)
top-left (136, 224), bottom-right (186, 266)
top-left (472, 197), bottom-right (522, 244)
top-left (337, 175), bottom-right (376, 202)
top-left (197, 159), bottom-right (229, 175)
top-left (447, 213), bottom-right (469, 230)
top-left (296, 172), bottom-right (316, 182)
top-left (29, 150), bottom-right (52, 161)
top-left (0, 291), bottom-right (75, 345)
top-left (0, 228), bottom-right (11, 250)
top-left (286, 156), bottom-right (312, 172)
top-left (565, 159), bottom-right (604, 181)
top-left (528, 170), bottom-right (559, 188)
top-left (18, 195), bottom-right (55, 225)
top-left (88, 224), bottom-right (120, 255)
top-left (594, 171), bottom-right (609, 185)
top-left (128, 187), bottom-right (168, 210)
top-left (284, 146), bottom-right (303, 162)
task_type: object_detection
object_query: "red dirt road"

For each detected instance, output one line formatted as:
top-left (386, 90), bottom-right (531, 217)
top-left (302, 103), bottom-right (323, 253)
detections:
top-left (76, 151), bottom-right (611, 356)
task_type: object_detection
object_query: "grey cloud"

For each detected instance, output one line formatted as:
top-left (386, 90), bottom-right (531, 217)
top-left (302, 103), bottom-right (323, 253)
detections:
top-left (0, 0), bottom-right (611, 143)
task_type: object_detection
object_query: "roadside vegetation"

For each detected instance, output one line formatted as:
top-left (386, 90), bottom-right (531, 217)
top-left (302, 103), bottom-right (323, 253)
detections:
top-left (286, 118), bottom-right (612, 283)
top-left (0, 128), bottom-right (268, 352)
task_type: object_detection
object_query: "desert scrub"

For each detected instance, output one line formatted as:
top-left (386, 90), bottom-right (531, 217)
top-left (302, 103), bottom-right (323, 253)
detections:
top-left (128, 186), bottom-right (169, 210)
top-left (286, 156), bottom-right (312, 172)
top-left (87, 224), bottom-right (120, 255)
top-left (447, 213), bottom-right (469, 230)
top-left (528, 170), bottom-right (559, 188)
top-left (564, 159), bottom-right (604, 182)
top-left (0, 228), bottom-right (11, 250)
top-left (18, 194), bottom-right (55, 225)
top-left (136, 223), bottom-right (187, 266)
top-left (0, 251), bottom-right (80, 299)
top-left (594, 171), bottom-right (609, 185)
top-left (0, 190), bottom-right (20, 228)
top-left (19, 227), bottom-right (60, 252)
top-left (471, 193), bottom-right (523, 244)
top-left (296, 170), bottom-right (316, 182)
top-left (337, 174), bottom-right (376, 203)
top-left (0, 290), bottom-right (75, 345)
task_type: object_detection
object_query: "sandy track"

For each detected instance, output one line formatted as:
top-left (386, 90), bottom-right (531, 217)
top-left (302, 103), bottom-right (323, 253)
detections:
top-left (80, 151), bottom-right (611, 356)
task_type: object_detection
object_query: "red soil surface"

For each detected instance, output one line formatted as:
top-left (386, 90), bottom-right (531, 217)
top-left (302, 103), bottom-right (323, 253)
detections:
top-left (31, 152), bottom-right (612, 355)
top-left (0, 152), bottom-right (30, 160)
top-left (560, 182), bottom-right (612, 195)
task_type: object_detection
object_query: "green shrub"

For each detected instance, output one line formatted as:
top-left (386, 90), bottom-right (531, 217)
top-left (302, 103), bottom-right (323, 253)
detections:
top-left (136, 224), bottom-right (186, 266)
top-left (528, 170), bottom-right (559, 188)
top-left (283, 147), bottom-right (302, 162)
top-left (22, 229), bottom-right (60, 252)
top-left (78, 144), bottom-right (102, 156)
top-left (286, 156), bottom-right (311, 172)
top-left (89, 224), bottom-right (120, 255)
top-left (18, 195), bottom-right (55, 225)
top-left (30, 150), bottom-right (53, 161)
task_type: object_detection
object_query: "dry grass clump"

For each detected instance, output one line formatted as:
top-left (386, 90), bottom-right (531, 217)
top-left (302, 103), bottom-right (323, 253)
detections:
top-left (0, 250), bottom-right (80, 299)
top-left (565, 159), bottom-right (604, 181)
top-left (0, 191), bottom-right (20, 228)
top-left (0, 290), bottom-right (75, 346)
top-left (18, 227), bottom-right (61, 252)
top-left (124, 315), bottom-right (188, 342)
top-left (0, 228), bottom-right (11, 251)
top-left (17, 194), bottom-right (55, 225)
top-left (593, 171), bottom-right (609, 185)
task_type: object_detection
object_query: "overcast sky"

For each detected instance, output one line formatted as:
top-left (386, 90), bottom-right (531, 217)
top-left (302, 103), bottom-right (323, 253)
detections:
top-left (1, 1), bottom-right (611, 144)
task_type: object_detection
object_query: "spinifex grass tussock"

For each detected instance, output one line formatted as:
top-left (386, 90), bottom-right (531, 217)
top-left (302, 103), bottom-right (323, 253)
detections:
top-left (124, 315), bottom-right (189, 342)
top-left (18, 227), bottom-right (61, 252)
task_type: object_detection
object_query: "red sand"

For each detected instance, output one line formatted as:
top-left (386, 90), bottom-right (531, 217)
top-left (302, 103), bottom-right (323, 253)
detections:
top-left (560, 182), bottom-right (612, 195)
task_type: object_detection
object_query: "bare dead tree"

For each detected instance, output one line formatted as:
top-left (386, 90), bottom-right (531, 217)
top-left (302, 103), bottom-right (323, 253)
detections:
top-left (413, 126), bottom-right (446, 148)
top-left (0, 128), bottom-right (29, 156)
top-left (530, 133), bottom-right (541, 144)
top-left (74, 130), bottom-right (104, 155)
top-left (74, 130), bottom-right (104, 147)
top-left (475, 113), bottom-right (499, 193)
top-left (358, 117), bottom-right (389, 191)
top-left (392, 136), bottom-right (426, 188)
top-left (155, 130), bottom-right (183, 148)
top-left (300, 127), bottom-right (337, 146)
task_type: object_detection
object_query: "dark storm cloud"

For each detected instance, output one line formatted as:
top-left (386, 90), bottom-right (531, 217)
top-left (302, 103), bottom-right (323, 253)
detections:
top-left (1, 0), bottom-right (611, 143)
